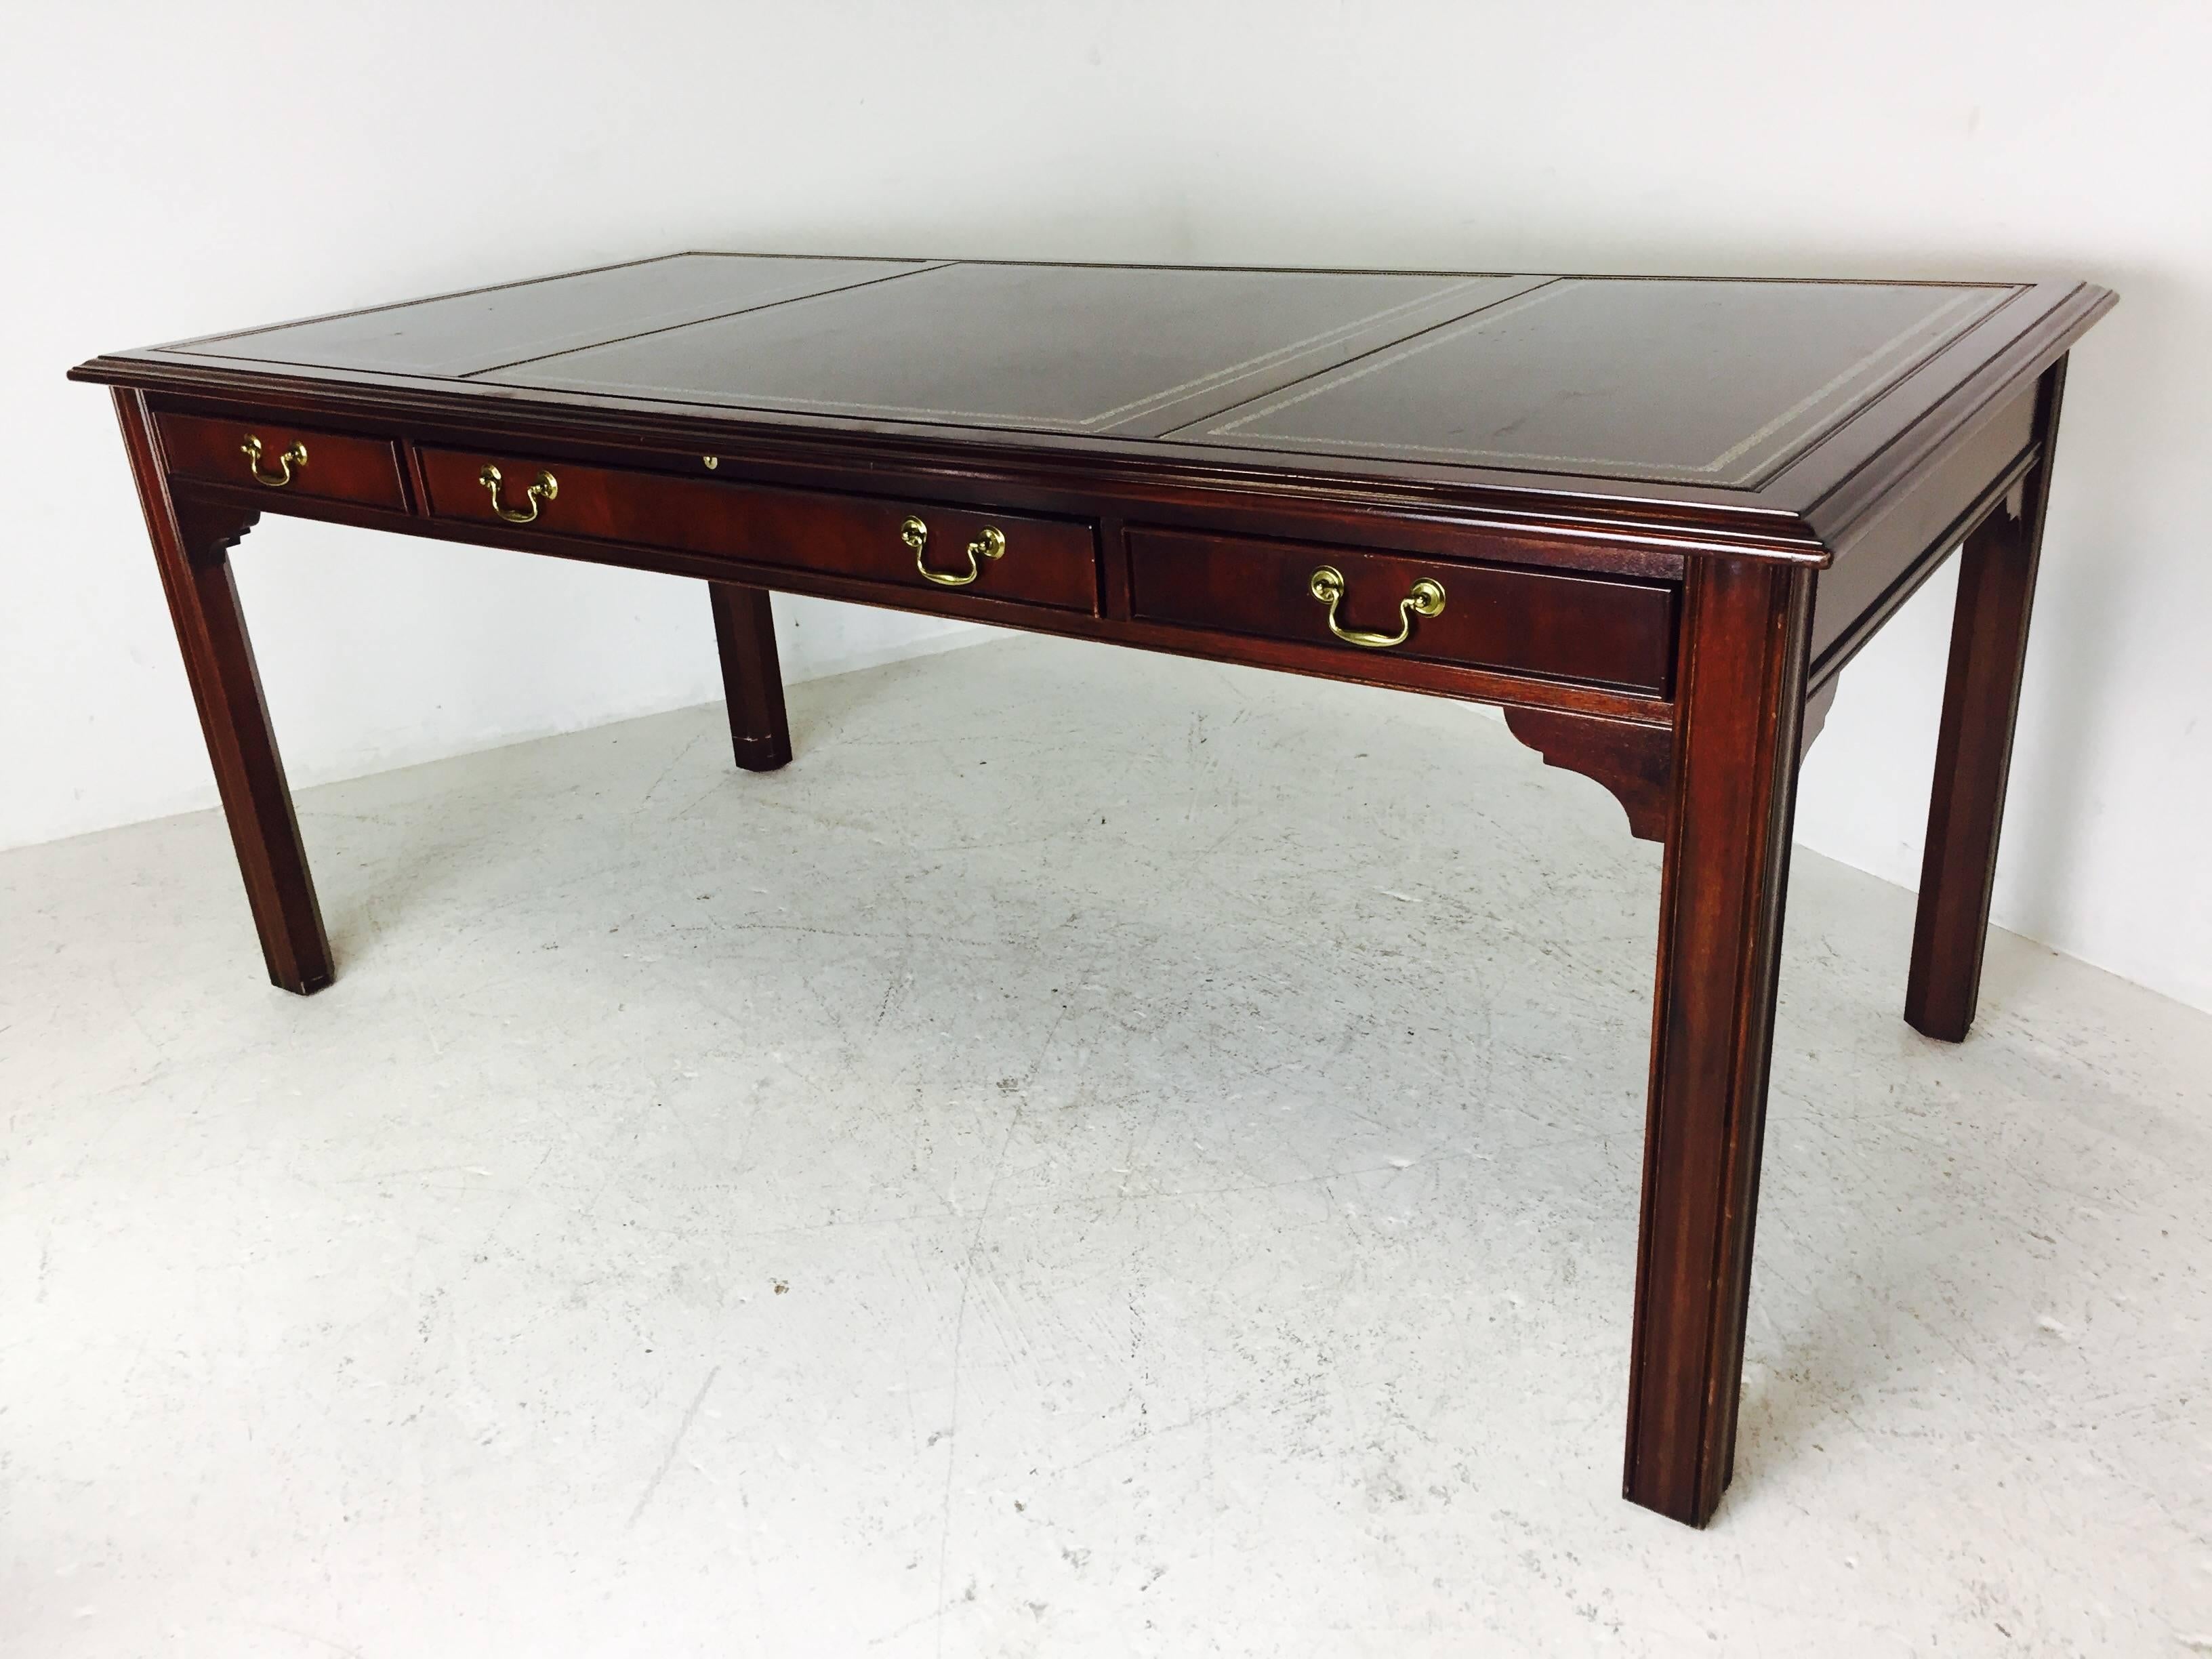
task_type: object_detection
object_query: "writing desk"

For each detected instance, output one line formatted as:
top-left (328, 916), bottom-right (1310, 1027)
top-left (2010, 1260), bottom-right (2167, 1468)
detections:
top-left (71, 255), bottom-right (2113, 1526)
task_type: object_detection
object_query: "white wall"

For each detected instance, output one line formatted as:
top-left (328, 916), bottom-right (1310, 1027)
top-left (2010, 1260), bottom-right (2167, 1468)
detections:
top-left (5, 1), bottom-right (2206, 1011)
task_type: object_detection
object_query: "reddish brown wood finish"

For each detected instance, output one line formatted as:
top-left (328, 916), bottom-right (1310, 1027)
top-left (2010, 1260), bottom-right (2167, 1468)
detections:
top-left (136, 454), bottom-right (1674, 725)
top-left (1626, 555), bottom-right (1813, 1526)
top-left (1806, 382), bottom-right (2039, 673)
top-left (417, 447), bottom-right (1101, 615)
top-left (155, 411), bottom-right (407, 510)
top-left (1126, 526), bottom-right (1677, 695)
top-left (117, 390), bottom-right (333, 994)
top-left (73, 254), bottom-right (2117, 1532)
top-left (1905, 361), bottom-right (2068, 1042)
top-left (1500, 708), bottom-right (1674, 840)
top-left (1798, 678), bottom-right (1840, 758)
top-left (708, 582), bottom-right (792, 771)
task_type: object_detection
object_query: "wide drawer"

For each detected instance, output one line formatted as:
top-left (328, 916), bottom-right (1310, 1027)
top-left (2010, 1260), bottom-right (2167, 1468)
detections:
top-left (418, 449), bottom-right (1100, 613)
top-left (1127, 527), bottom-right (1676, 695)
top-left (157, 412), bottom-right (407, 509)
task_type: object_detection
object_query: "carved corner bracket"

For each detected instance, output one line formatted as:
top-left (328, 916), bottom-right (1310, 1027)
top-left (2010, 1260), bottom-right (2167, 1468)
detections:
top-left (174, 499), bottom-right (262, 567)
top-left (1799, 677), bottom-right (1840, 758)
top-left (1502, 707), bottom-right (1675, 842)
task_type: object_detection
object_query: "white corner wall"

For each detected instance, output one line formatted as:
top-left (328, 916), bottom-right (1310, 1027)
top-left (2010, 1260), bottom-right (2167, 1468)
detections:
top-left (5, 2), bottom-right (2206, 1011)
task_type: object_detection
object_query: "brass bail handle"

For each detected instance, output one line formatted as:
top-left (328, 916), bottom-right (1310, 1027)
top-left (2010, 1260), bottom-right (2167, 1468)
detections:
top-left (903, 515), bottom-right (1006, 587)
top-left (1307, 565), bottom-right (1446, 650)
top-left (241, 434), bottom-right (307, 488)
top-left (479, 463), bottom-right (559, 525)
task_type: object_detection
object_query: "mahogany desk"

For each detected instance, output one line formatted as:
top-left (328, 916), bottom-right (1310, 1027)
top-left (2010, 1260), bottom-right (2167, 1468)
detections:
top-left (71, 255), bottom-right (2113, 1526)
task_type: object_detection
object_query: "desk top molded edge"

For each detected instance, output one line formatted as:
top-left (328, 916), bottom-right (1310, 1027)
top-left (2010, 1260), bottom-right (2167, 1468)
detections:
top-left (70, 260), bottom-right (2118, 571)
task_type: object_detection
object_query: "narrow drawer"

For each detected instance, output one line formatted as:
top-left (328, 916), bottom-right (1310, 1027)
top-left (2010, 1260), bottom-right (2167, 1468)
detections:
top-left (157, 413), bottom-right (406, 510)
top-left (1128, 527), bottom-right (1676, 695)
top-left (417, 449), bottom-right (1099, 613)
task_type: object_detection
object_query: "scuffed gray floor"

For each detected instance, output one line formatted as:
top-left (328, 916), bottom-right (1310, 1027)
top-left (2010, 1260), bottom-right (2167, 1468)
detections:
top-left (4, 636), bottom-right (2207, 1657)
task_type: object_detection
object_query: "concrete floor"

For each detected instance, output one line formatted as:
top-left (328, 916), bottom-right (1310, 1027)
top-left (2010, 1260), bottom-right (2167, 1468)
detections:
top-left (4, 636), bottom-right (2208, 1657)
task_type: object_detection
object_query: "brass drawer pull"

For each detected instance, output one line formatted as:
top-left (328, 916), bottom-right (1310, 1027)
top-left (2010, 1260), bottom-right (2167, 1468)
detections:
top-left (479, 463), bottom-right (558, 524)
top-left (241, 434), bottom-right (307, 489)
top-left (903, 515), bottom-right (1005, 588)
top-left (1308, 564), bottom-right (1446, 650)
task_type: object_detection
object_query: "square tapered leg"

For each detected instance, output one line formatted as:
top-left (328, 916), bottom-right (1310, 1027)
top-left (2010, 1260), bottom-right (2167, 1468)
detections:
top-left (1624, 556), bottom-right (1814, 1526)
top-left (1906, 359), bottom-right (2068, 1042)
top-left (115, 388), bottom-right (332, 995)
top-left (708, 581), bottom-right (792, 772)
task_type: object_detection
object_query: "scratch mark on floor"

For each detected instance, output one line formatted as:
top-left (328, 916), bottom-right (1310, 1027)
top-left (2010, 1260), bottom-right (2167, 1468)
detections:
top-left (628, 1364), bottom-right (721, 1528)
top-left (933, 1101), bottom-right (1021, 1657)
top-left (640, 728), bottom-right (708, 809)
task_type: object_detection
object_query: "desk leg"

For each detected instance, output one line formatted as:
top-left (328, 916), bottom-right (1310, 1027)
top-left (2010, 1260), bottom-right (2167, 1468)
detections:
top-left (1625, 556), bottom-right (1814, 1526)
top-left (1906, 359), bottom-right (2068, 1042)
top-left (114, 390), bottom-right (333, 995)
top-left (708, 581), bottom-right (792, 771)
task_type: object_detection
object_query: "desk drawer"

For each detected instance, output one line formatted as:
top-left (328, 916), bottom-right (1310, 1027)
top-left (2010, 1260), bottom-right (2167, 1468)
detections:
top-left (1128, 527), bottom-right (1676, 695)
top-left (157, 413), bottom-right (406, 509)
top-left (418, 449), bottom-right (1099, 613)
